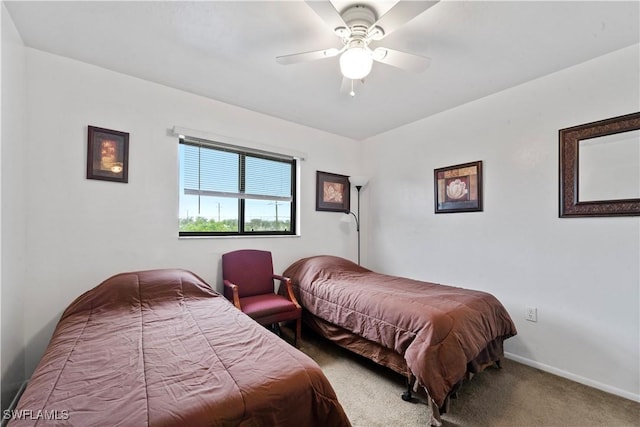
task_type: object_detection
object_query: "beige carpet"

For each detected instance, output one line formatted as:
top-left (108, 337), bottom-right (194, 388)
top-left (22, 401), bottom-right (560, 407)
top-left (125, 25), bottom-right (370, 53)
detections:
top-left (291, 329), bottom-right (639, 427)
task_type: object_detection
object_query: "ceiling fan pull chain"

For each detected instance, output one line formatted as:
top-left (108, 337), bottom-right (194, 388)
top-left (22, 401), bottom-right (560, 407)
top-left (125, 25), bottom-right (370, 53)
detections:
top-left (350, 79), bottom-right (355, 97)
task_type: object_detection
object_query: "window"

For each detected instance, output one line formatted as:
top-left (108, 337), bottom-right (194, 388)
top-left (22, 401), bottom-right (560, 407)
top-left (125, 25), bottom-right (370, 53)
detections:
top-left (179, 137), bottom-right (296, 236)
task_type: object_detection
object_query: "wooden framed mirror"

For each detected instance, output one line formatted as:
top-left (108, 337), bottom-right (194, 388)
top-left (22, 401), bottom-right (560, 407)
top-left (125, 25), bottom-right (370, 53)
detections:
top-left (559, 112), bottom-right (640, 217)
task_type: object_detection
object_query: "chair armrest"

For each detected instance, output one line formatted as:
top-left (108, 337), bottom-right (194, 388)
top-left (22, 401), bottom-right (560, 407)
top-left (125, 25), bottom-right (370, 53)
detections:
top-left (223, 279), bottom-right (242, 310)
top-left (273, 274), bottom-right (301, 309)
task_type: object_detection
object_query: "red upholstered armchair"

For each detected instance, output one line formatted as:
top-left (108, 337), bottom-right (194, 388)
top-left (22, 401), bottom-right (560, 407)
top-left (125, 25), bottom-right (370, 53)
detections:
top-left (222, 250), bottom-right (301, 347)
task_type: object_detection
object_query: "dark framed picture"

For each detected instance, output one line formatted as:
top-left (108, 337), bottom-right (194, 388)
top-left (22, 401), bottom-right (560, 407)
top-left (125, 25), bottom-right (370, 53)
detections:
top-left (87, 126), bottom-right (129, 183)
top-left (316, 171), bottom-right (350, 212)
top-left (434, 161), bottom-right (483, 213)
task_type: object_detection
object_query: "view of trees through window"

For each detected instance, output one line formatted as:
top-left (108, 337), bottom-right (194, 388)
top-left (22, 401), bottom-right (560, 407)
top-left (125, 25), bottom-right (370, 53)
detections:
top-left (178, 216), bottom-right (292, 233)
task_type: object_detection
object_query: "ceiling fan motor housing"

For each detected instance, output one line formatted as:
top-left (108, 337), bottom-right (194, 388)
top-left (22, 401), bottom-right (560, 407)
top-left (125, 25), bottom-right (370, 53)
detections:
top-left (339, 5), bottom-right (376, 39)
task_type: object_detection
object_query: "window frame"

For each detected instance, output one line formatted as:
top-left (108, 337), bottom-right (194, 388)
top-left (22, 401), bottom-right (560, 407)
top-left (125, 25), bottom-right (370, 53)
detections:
top-left (179, 137), bottom-right (297, 237)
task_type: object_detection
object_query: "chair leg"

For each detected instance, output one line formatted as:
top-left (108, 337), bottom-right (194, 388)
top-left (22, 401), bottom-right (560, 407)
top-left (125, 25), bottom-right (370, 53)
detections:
top-left (401, 375), bottom-right (415, 402)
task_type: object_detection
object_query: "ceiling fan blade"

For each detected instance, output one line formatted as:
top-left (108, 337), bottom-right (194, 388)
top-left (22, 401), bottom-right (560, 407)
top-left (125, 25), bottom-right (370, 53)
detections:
top-left (305, 0), bottom-right (349, 35)
top-left (373, 48), bottom-right (431, 73)
top-left (371, 1), bottom-right (439, 38)
top-left (276, 48), bottom-right (340, 65)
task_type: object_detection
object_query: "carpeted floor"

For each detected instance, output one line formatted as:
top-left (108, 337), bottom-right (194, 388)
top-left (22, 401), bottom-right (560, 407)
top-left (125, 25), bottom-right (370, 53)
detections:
top-left (291, 329), bottom-right (639, 427)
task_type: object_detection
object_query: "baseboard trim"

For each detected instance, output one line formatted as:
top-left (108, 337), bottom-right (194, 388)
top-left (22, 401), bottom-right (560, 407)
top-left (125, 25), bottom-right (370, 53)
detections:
top-left (1, 380), bottom-right (28, 427)
top-left (504, 352), bottom-right (639, 403)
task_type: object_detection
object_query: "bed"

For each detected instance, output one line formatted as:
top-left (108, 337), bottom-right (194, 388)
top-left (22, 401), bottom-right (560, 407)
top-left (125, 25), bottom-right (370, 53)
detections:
top-left (281, 255), bottom-right (517, 422)
top-left (10, 269), bottom-right (350, 427)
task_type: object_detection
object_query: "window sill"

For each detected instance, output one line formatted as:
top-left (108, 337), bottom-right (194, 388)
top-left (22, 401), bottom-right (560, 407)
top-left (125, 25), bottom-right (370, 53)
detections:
top-left (178, 234), bottom-right (301, 240)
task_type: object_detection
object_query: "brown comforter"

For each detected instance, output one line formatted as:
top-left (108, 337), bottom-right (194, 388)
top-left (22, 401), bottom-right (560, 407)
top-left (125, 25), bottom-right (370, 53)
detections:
top-left (283, 256), bottom-right (517, 408)
top-left (10, 269), bottom-right (350, 427)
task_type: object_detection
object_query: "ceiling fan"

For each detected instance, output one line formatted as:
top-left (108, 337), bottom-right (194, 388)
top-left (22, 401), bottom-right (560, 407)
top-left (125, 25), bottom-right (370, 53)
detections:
top-left (276, 1), bottom-right (439, 96)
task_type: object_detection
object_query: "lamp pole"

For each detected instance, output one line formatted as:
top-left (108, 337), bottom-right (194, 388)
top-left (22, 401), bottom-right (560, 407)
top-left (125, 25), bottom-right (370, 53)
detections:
top-left (345, 176), bottom-right (368, 265)
top-left (345, 184), bottom-right (363, 265)
top-left (355, 185), bottom-right (363, 265)
top-left (345, 210), bottom-right (360, 264)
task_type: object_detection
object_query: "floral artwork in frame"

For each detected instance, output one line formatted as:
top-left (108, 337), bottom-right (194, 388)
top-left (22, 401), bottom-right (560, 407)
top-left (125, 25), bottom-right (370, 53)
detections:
top-left (316, 171), bottom-right (350, 212)
top-left (434, 161), bottom-right (483, 213)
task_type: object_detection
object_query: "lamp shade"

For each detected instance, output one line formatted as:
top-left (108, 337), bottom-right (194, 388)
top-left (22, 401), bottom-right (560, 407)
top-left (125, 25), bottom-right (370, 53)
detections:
top-left (340, 47), bottom-right (373, 80)
top-left (349, 176), bottom-right (369, 187)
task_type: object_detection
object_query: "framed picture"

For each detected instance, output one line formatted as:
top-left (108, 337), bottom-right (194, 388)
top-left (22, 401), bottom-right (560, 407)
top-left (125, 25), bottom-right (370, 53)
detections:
top-left (316, 171), bottom-right (350, 212)
top-left (434, 161), bottom-right (483, 213)
top-left (87, 125), bottom-right (129, 183)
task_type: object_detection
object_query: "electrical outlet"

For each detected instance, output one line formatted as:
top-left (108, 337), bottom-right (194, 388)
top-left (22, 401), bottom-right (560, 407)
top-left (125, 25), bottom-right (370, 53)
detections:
top-left (526, 307), bottom-right (538, 322)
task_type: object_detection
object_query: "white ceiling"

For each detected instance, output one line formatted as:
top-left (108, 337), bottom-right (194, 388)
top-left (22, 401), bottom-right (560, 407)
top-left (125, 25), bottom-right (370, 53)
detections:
top-left (5, 1), bottom-right (639, 140)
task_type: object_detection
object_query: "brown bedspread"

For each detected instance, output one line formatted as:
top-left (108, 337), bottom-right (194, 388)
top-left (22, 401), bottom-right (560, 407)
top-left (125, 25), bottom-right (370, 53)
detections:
top-left (283, 256), bottom-right (517, 408)
top-left (10, 269), bottom-right (350, 427)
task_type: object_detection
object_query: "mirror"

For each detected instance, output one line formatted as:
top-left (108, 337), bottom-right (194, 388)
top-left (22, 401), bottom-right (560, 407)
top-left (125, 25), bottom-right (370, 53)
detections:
top-left (578, 130), bottom-right (639, 201)
top-left (559, 112), bottom-right (640, 217)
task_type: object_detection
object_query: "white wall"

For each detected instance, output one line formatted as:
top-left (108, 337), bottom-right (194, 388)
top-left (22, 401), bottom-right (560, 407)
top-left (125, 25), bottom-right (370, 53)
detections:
top-left (1, 3), bottom-right (27, 410)
top-left (21, 48), bottom-right (361, 375)
top-left (361, 45), bottom-right (640, 401)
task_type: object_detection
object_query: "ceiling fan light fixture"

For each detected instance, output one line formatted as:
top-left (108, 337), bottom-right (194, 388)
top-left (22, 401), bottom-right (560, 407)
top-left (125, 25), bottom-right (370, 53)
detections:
top-left (339, 46), bottom-right (373, 80)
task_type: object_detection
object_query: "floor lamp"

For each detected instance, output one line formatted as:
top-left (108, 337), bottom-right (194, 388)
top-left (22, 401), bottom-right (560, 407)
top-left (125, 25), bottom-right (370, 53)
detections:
top-left (343, 176), bottom-right (368, 265)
